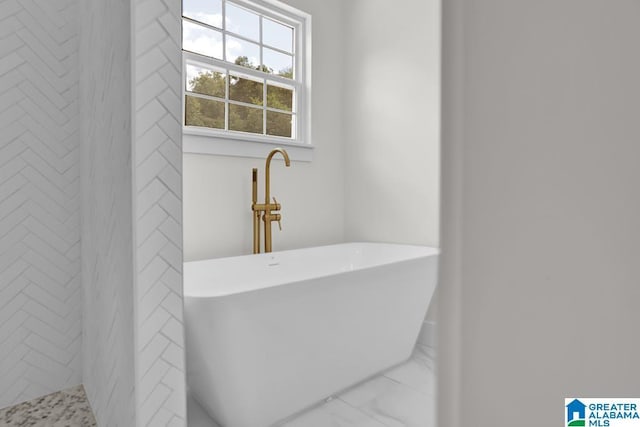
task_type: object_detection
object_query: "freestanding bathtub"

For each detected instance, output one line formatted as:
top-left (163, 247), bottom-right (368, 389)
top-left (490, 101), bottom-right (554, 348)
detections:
top-left (184, 242), bottom-right (439, 427)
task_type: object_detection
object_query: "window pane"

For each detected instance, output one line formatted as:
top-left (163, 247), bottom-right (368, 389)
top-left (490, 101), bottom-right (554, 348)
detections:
top-left (229, 104), bottom-right (263, 134)
top-left (229, 75), bottom-right (263, 106)
top-left (225, 35), bottom-right (260, 69)
top-left (267, 84), bottom-right (293, 111)
top-left (266, 111), bottom-right (293, 138)
top-left (263, 18), bottom-right (293, 53)
top-left (225, 2), bottom-right (260, 41)
top-left (185, 95), bottom-right (225, 129)
top-left (186, 64), bottom-right (226, 98)
top-left (183, 0), bottom-right (223, 28)
top-left (263, 47), bottom-right (293, 77)
top-left (183, 20), bottom-right (223, 59)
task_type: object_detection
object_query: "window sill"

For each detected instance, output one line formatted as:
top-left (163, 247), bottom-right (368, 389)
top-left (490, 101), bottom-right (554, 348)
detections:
top-left (182, 128), bottom-right (314, 162)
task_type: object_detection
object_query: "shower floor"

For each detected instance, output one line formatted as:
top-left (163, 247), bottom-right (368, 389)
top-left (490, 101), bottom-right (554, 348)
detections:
top-left (188, 344), bottom-right (436, 427)
top-left (0, 385), bottom-right (96, 427)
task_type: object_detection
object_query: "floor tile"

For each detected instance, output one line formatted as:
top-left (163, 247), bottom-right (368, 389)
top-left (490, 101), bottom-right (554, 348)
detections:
top-left (338, 376), bottom-right (435, 427)
top-left (187, 345), bottom-right (436, 427)
top-left (383, 358), bottom-right (436, 396)
top-left (0, 385), bottom-right (97, 427)
top-left (278, 398), bottom-right (386, 427)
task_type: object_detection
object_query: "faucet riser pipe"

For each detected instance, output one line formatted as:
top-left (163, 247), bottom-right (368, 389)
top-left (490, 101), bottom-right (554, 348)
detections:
top-left (252, 168), bottom-right (260, 254)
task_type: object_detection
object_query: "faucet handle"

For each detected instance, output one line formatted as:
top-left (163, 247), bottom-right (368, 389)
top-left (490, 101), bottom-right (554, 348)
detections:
top-left (272, 197), bottom-right (281, 210)
top-left (271, 198), bottom-right (282, 230)
top-left (271, 212), bottom-right (282, 231)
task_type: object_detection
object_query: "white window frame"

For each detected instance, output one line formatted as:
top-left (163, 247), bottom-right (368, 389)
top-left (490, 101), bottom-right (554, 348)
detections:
top-left (181, 0), bottom-right (313, 161)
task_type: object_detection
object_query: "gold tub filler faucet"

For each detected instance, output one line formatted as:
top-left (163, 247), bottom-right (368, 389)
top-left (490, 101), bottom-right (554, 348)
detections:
top-left (251, 148), bottom-right (291, 253)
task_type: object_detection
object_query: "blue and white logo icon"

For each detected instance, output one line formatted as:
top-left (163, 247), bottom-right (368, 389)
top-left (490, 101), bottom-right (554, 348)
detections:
top-left (567, 399), bottom-right (586, 426)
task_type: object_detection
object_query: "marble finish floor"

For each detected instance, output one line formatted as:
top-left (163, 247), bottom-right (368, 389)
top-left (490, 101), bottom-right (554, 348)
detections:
top-left (0, 385), bottom-right (97, 427)
top-left (188, 345), bottom-right (436, 427)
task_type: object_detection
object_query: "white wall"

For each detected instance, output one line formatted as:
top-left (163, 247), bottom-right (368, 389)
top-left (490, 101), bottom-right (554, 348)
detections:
top-left (79, 0), bottom-right (136, 425)
top-left (183, 0), bottom-right (346, 261)
top-left (343, 0), bottom-right (441, 330)
top-left (439, 1), bottom-right (640, 426)
top-left (0, 0), bottom-right (82, 409)
top-left (343, 0), bottom-right (440, 249)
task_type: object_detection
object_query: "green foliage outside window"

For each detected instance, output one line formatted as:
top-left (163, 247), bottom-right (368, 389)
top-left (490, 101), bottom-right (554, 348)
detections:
top-left (186, 56), bottom-right (294, 138)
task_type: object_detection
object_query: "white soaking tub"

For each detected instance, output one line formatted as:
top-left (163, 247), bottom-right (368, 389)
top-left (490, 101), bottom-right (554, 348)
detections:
top-left (184, 242), bottom-right (439, 427)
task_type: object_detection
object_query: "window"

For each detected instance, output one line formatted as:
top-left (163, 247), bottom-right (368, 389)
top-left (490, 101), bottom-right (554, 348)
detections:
top-left (181, 0), bottom-right (312, 160)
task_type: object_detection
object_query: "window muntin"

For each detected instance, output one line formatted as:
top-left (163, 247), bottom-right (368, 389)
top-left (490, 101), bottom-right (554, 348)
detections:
top-left (182, 0), bottom-right (305, 142)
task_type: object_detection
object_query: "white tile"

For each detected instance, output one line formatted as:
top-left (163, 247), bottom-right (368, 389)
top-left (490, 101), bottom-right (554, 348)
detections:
top-left (138, 204), bottom-right (169, 244)
top-left (139, 359), bottom-right (171, 401)
top-left (138, 231), bottom-right (169, 268)
top-left (338, 376), bottom-right (435, 427)
top-left (282, 350), bottom-right (437, 427)
top-left (169, 416), bottom-right (188, 427)
top-left (139, 321), bottom-right (171, 355)
top-left (140, 383), bottom-right (172, 422)
top-left (162, 371), bottom-right (187, 417)
top-left (383, 359), bottom-right (436, 396)
top-left (141, 283), bottom-right (171, 323)
top-left (139, 257), bottom-right (170, 296)
top-left (279, 398), bottom-right (386, 427)
top-left (148, 407), bottom-right (175, 427)
top-left (140, 307), bottom-right (171, 348)
top-left (162, 342), bottom-right (185, 369)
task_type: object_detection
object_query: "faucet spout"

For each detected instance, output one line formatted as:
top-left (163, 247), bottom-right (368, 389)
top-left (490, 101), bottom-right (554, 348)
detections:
top-left (259, 148), bottom-right (291, 253)
top-left (265, 148), bottom-right (290, 204)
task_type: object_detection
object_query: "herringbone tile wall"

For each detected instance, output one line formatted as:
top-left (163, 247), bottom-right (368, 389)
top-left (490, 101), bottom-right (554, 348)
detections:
top-left (0, 0), bottom-right (82, 409)
top-left (79, 0), bottom-right (136, 425)
top-left (134, 0), bottom-right (187, 426)
top-left (1, 0), bottom-right (186, 423)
